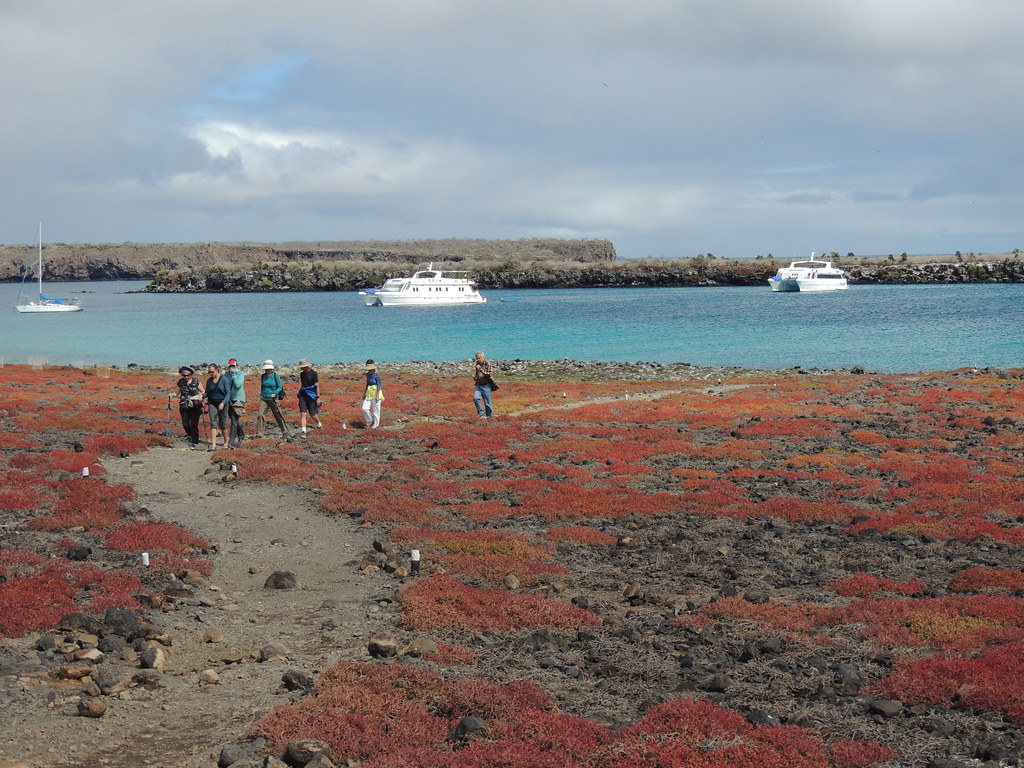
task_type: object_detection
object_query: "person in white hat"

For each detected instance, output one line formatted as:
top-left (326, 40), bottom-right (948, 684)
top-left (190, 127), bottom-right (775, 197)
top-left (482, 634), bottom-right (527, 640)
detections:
top-left (255, 360), bottom-right (291, 440)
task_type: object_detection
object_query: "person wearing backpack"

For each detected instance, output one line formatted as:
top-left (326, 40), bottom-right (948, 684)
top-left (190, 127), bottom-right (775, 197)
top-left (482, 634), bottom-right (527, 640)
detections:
top-left (255, 360), bottom-right (291, 441)
top-left (173, 365), bottom-right (204, 450)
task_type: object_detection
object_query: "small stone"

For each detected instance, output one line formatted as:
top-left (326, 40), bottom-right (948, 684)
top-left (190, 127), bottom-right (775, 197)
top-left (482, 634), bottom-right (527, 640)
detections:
top-left (96, 671), bottom-right (131, 695)
top-left (57, 662), bottom-right (94, 680)
top-left (705, 673), bottom-right (730, 692)
top-left (281, 670), bottom-right (315, 693)
top-left (746, 710), bottom-right (778, 726)
top-left (139, 646), bottom-right (165, 672)
top-left (367, 632), bottom-right (398, 658)
top-left (503, 574), bottom-right (521, 590)
top-left (199, 669), bottom-right (221, 684)
top-left (259, 642), bottom-right (290, 662)
top-left (869, 698), bottom-right (902, 717)
top-left (401, 636), bottom-right (439, 658)
top-left (284, 738), bottom-right (331, 767)
top-left (447, 716), bottom-right (488, 743)
top-left (78, 697), bottom-right (107, 717)
top-left (263, 571), bottom-right (299, 590)
top-left (218, 744), bottom-right (248, 767)
top-left (203, 627), bottom-right (226, 643)
top-left (73, 648), bottom-right (104, 663)
top-left (622, 583), bottom-right (641, 599)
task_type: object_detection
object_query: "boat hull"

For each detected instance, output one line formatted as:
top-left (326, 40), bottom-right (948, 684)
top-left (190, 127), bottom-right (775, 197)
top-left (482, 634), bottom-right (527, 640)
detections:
top-left (360, 291), bottom-right (486, 307)
top-left (16, 302), bottom-right (83, 313)
top-left (768, 278), bottom-right (847, 293)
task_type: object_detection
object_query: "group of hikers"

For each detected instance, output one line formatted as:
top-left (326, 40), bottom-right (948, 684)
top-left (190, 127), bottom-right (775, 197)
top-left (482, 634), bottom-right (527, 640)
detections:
top-left (171, 351), bottom-right (497, 450)
top-left (171, 357), bottom-right (384, 450)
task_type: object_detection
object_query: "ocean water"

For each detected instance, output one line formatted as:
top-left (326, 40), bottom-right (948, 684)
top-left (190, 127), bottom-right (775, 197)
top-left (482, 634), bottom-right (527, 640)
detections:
top-left (0, 280), bottom-right (1021, 373)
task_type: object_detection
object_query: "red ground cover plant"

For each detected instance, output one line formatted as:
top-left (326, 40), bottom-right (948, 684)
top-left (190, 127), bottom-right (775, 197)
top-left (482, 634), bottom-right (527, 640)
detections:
top-left (596, 698), bottom-right (837, 768)
top-left (0, 556), bottom-right (142, 637)
top-left (398, 575), bottom-right (600, 631)
top-left (947, 567), bottom-right (1024, 594)
top-left (872, 641), bottom-right (1024, 724)
top-left (827, 740), bottom-right (900, 768)
top-left (825, 573), bottom-right (925, 598)
top-left (27, 478), bottom-right (136, 531)
top-left (438, 553), bottom-right (570, 587)
top-left (103, 520), bottom-right (209, 555)
top-left (257, 662), bottom-right (867, 768)
top-left (389, 527), bottom-right (554, 560)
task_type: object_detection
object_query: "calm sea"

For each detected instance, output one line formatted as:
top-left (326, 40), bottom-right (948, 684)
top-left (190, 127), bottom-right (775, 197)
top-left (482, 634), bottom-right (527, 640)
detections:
top-left (0, 280), bottom-right (1021, 373)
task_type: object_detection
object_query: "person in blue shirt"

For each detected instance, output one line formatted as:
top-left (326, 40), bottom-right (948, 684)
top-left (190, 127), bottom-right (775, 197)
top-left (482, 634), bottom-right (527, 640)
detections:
top-left (256, 360), bottom-right (291, 441)
top-left (204, 363), bottom-right (231, 450)
top-left (224, 358), bottom-right (246, 446)
top-left (361, 360), bottom-right (384, 428)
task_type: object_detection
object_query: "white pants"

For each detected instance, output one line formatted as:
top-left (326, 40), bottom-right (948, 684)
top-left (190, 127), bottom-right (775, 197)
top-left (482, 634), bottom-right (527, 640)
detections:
top-left (361, 399), bottom-right (381, 428)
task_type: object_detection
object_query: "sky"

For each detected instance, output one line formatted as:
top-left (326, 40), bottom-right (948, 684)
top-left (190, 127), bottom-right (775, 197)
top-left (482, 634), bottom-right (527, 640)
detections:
top-left (2, 0), bottom-right (1023, 260)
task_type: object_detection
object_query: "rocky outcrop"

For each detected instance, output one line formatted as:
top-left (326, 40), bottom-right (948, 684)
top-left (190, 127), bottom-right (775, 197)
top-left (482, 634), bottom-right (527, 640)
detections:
top-left (0, 238), bottom-right (616, 282)
top-left (142, 256), bottom-right (1024, 292)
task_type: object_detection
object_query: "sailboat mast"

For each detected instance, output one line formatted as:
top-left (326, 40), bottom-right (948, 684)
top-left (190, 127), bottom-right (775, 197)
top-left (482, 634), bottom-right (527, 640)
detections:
top-left (37, 222), bottom-right (43, 295)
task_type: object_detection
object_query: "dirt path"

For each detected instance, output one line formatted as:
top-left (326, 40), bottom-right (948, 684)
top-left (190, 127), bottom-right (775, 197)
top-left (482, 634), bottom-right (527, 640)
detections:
top-left (1, 443), bottom-right (387, 768)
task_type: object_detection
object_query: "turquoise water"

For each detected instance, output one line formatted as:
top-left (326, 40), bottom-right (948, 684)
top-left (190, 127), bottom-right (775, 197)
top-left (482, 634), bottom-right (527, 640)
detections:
top-left (0, 281), bottom-right (1021, 372)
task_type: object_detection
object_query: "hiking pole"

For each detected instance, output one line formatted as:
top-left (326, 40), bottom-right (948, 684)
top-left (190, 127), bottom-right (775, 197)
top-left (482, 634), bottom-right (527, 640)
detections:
top-left (164, 395), bottom-right (171, 438)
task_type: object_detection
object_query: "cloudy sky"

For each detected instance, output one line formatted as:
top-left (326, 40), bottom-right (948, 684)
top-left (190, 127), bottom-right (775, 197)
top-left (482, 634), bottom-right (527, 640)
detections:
top-left (2, 1), bottom-right (1022, 259)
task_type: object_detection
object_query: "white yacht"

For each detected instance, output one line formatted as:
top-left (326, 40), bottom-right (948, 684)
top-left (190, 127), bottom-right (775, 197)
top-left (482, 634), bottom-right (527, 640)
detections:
top-left (768, 254), bottom-right (848, 293)
top-left (359, 264), bottom-right (487, 306)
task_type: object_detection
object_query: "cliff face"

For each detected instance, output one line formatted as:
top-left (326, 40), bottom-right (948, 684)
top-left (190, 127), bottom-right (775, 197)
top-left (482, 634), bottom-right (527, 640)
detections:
top-left (0, 239), bottom-right (616, 282)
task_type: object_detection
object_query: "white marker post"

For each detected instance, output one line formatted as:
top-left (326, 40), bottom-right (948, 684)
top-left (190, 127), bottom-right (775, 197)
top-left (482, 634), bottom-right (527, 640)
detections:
top-left (81, 467), bottom-right (90, 477)
top-left (140, 552), bottom-right (150, 567)
top-left (410, 549), bottom-right (421, 574)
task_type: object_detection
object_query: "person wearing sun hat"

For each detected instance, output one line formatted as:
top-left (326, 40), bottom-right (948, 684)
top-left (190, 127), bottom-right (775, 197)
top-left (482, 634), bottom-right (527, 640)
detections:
top-left (256, 360), bottom-right (291, 441)
top-left (296, 358), bottom-right (323, 436)
top-left (224, 358), bottom-right (246, 446)
top-left (172, 365), bottom-right (204, 449)
top-left (361, 359), bottom-right (384, 428)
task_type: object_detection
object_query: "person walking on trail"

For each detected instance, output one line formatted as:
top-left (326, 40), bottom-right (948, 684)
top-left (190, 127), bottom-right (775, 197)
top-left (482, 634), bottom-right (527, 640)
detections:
top-left (173, 366), bottom-right (204, 450)
top-left (297, 358), bottom-right (323, 436)
top-left (225, 358), bottom-right (246, 447)
top-left (473, 350), bottom-right (497, 419)
top-left (361, 359), bottom-right (384, 428)
top-left (204, 363), bottom-right (231, 451)
top-left (255, 360), bottom-right (292, 441)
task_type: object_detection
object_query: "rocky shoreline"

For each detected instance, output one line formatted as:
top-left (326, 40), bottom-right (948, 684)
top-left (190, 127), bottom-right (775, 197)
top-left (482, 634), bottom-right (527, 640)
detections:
top-left (1, 236), bottom-right (1022, 290)
top-left (142, 258), bottom-right (1024, 292)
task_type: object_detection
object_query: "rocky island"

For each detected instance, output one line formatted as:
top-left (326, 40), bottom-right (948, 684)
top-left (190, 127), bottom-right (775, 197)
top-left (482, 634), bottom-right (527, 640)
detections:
top-left (0, 237), bottom-right (1022, 290)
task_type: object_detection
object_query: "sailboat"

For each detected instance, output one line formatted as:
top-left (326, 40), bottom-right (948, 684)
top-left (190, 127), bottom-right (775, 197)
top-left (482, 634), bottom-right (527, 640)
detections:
top-left (15, 223), bottom-right (82, 313)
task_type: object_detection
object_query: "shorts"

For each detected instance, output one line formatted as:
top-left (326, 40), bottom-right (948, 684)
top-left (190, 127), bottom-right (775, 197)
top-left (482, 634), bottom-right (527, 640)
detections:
top-left (298, 394), bottom-right (320, 415)
top-left (208, 403), bottom-right (229, 430)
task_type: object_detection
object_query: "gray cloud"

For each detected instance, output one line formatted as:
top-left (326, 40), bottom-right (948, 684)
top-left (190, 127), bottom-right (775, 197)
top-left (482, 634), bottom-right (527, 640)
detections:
top-left (1, 0), bottom-right (1022, 257)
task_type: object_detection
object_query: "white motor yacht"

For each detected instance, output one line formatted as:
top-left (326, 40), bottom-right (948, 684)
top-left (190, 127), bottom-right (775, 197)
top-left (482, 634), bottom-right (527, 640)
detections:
top-left (359, 264), bottom-right (487, 306)
top-left (768, 254), bottom-right (848, 293)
